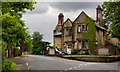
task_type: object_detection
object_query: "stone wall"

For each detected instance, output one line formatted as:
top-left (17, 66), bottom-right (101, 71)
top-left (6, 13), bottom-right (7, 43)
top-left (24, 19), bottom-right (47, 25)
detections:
top-left (54, 36), bottom-right (62, 50)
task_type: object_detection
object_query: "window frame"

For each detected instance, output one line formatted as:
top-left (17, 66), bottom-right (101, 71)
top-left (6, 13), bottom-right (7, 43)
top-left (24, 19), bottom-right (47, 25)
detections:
top-left (78, 24), bottom-right (87, 33)
top-left (78, 41), bottom-right (88, 50)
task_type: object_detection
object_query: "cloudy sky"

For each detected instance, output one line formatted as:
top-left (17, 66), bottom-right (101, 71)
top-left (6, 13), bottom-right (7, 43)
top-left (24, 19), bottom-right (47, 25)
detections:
top-left (22, 2), bottom-right (105, 45)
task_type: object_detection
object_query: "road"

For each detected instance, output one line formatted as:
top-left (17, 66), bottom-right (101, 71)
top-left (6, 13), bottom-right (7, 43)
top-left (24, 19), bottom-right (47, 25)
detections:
top-left (22, 55), bottom-right (119, 71)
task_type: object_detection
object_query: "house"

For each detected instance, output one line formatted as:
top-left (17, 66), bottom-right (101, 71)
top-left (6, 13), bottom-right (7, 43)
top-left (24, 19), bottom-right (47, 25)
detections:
top-left (53, 5), bottom-right (114, 55)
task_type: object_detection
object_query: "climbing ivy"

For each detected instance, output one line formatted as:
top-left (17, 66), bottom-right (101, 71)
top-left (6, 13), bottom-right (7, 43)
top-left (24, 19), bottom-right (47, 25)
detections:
top-left (83, 17), bottom-right (95, 54)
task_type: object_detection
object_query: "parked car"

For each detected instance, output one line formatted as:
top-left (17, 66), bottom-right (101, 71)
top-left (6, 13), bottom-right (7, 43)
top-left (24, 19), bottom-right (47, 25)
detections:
top-left (55, 48), bottom-right (66, 55)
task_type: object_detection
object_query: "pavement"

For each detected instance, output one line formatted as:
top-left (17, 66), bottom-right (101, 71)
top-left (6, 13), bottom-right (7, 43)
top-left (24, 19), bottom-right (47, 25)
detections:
top-left (10, 55), bottom-right (119, 72)
top-left (10, 56), bottom-right (28, 70)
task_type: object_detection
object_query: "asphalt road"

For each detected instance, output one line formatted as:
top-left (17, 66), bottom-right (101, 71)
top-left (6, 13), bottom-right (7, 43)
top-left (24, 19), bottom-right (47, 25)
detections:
top-left (22, 55), bottom-right (119, 71)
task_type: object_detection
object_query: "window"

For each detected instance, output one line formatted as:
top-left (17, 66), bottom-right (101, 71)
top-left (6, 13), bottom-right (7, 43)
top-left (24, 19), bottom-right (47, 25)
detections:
top-left (78, 41), bottom-right (88, 49)
top-left (82, 25), bottom-right (85, 31)
top-left (86, 25), bottom-right (88, 31)
top-left (68, 44), bottom-right (72, 49)
top-left (82, 41), bottom-right (85, 48)
top-left (66, 29), bottom-right (72, 36)
top-left (78, 25), bottom-right (87, 33)
top-left (78, 42), bottom-right (82, 49)
top-left (78, 25), bottom-right (81, 32)
top-left (69, 29), bottom-right (72, 35)
top-left (85, 41), bottom-right (88, 49)
top-left (66, 29), bottom-right (69, 35)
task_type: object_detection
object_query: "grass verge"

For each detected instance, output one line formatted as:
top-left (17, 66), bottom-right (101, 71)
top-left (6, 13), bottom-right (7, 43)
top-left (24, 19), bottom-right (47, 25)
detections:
top-left (64, 55), bottom-right (119, 57)
top-left (10, 62), bottom-right (16, 70)
top-left (13, 56), bottom-right (22, 58)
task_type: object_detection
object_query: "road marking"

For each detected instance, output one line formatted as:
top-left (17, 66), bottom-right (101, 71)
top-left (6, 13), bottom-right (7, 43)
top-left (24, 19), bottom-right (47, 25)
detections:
top-left (74, 67), bottom-right (77, 68)
top-left (79, 64), bottom-right (83, 65)
top-left (64, 69), bottom-right (68, 71)
top-left (69, 68), bottom-right (73, 70)
top-left (26, 63), bottom-right (28, 65)
top-left (84, 63), bottom-right (88, 65)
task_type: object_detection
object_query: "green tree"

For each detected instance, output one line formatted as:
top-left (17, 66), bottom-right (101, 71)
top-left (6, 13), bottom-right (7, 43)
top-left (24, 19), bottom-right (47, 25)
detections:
top-left (24, 33), bottom-right (33, 52)
top-left (102, 0), bottom-right (120, 39)
top-left (2, 13), bottom-right (28, 44)
top-left (1, 1), bottom-right (36, 71)
top-left (32, 32), bottom-right (43, 44)
top-left (2, 1), bottom-right (36, 18)
top-left (32, 32), bottom-right (45, 55)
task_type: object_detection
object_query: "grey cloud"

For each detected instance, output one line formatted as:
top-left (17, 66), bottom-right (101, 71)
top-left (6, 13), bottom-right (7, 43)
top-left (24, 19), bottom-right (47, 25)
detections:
top-left (26, 2), bottom-right (102, 14)
top-left (48, 2), bottom-right (102, 12)
top-left (26, 2), bottom-right (49, 14)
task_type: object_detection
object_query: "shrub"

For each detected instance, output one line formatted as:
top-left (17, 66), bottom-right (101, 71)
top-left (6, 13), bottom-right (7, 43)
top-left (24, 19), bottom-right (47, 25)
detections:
top-left (2, 59), bottom-right (12, 71)
top-left (84, 50), bottom-right (89, 55)
top-left (14, 47), bottom-right (19, 57)
top-left (72, 49), bottom-right (79, 55)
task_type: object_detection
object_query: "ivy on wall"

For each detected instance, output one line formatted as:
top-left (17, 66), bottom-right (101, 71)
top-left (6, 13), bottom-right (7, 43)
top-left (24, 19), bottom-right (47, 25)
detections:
top-left (83, 17), bottom-right (95, 54)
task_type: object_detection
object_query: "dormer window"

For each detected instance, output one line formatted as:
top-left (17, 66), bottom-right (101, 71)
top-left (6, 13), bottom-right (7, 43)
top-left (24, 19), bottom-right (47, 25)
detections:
top-left (66, 29), bottom-right (69, 35)
top-left (66, 28), bottom-right (72, 36)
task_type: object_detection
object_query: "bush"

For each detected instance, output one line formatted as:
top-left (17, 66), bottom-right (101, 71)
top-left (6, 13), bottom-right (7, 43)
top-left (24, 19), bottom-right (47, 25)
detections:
top-left (72, 49), bottom-right (79, 55)
top-left (84, 50), bottom-right (89, 55)
top-left (14, 47), bottom-right (19, 57)
top-left (2, 59), bottom-right (12, 71)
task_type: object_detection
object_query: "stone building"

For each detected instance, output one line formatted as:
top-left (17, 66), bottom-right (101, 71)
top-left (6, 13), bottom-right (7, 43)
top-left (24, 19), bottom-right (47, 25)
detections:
top-left (53, 5), bottom-right (113, 55)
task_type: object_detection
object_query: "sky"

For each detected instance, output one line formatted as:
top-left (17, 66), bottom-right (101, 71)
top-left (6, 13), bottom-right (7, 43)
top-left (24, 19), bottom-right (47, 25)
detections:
top-left (22, 2), bottom-right (104, 45)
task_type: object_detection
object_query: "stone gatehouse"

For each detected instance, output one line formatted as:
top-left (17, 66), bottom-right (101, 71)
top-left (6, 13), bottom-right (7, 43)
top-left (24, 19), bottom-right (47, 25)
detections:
top-left (53, 5), bottom-right (109, 54)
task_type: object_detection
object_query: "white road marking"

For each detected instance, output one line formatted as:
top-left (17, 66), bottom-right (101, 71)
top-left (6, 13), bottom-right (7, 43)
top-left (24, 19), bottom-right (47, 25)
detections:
top-left (79, 64), bottom-right (83, 65)
top-left (69, 68), bottom-right (73, 70)
top-left (74, 67), bottom-right (77, 68)
top-left (84, 63), bottom-right (88, 65)
top-left (64, 69), bottom-right (68, 71)
top-left (26, 63), bottom-right (28, 65)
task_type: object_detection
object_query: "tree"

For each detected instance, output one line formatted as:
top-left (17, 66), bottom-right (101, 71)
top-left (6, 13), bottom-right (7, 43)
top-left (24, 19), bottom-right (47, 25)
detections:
top-left (1, 1), bottom-right (36, 71)
top-left (102, 0), bottom-right (120, 39)
top-left (32, 32), bottom-right (43, 44)
top-left (2, 1), bottom-right (36, 18)
top-left (2, 13), bottom-right (28, 44)
top-left (32, 32), bottom-right (44, 54)
top-left (2, 1), bottom-right (36, 53)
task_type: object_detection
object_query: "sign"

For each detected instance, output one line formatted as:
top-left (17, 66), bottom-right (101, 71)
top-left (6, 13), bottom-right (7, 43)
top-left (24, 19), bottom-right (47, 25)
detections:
top-left (49, 48), bottom-right (55, 55)
top-left (17, 46), bottom-right (20, 50)
top-left (98, 48), bottom-right (109, 55)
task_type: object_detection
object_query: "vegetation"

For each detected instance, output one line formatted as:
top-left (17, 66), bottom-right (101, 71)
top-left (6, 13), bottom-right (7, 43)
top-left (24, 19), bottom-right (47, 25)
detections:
top-left (14, 47), bottom-right (19, 57)
top-left (64, 55), bottom-right (119, 57)
top-left (2, 59), bottom-right (12, 71)
top-left (72, 49), bottom-right (89, 55)
top-left (10, 62), bottom-right (16, 70)
top-left (13, 56), bottom-right (22, 59)
top-left (83, 16), bottom-right (95, 55)
top-left (72, 49), bottom-right (79, 55)
top-left (32, 32), bottom-right (50, 55)
top-left (1, 1), bottom-right (36, 71)
top-left (102, 0), bottom-right (120, 40)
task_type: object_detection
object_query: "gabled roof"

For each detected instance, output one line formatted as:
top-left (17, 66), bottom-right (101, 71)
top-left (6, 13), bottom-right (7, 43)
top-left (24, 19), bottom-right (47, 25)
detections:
top-left (73, 11), bottom-right (95, 24)
top-left (63, 18), bottom-right (72, 26)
